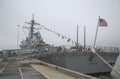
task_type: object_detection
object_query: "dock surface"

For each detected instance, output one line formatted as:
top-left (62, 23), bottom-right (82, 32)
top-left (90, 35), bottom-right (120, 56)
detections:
top-left (32, 64), bottom-right (76, 79)
top-left (0, 58), bottom-right (47, 79)
top-left (0, 57), bottom-right (97, 79)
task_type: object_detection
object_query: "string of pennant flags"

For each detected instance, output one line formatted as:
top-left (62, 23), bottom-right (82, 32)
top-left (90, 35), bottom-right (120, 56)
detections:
top-left (24, 16), bottom-right (108, 49)
top-left (24, 20), bottom-right (81, 47)
top-left (36, 23), bottom-right (81, 47)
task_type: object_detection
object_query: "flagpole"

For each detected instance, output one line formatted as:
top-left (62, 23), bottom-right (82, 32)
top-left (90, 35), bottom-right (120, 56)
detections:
top-left (93, 16), bottom-right (100, 49)
top-left (92, 17), bottom-right (120, 76)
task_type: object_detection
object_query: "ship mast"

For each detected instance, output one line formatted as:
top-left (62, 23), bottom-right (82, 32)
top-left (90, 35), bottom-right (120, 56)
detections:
top-left (25, 14), bottom-right (40, 38)
top-left (30, 14), bottom-right (35, 38)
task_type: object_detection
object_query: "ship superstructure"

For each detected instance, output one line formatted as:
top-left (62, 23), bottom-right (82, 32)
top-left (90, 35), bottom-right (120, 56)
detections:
top-left (20, 14), bottom-right (50, 53)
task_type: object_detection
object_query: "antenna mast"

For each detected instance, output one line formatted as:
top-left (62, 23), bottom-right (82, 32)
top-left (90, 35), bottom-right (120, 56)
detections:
top-left (77, 25), bottom-right (79, 44)
top-left (84, 26), bottom-right (86, 49)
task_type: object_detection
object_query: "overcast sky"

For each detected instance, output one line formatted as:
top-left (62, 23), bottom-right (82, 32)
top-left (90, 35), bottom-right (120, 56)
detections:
top-left (0, 0), bottom-right (120, 49)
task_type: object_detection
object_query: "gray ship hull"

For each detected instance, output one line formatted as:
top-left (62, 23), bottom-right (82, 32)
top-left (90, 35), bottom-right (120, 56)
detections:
top-left (38, 51), bottom-right (119, 74)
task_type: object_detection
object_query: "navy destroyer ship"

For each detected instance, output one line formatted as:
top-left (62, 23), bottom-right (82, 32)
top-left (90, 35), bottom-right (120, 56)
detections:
top-left (20, 15), bottom-right (119, 74)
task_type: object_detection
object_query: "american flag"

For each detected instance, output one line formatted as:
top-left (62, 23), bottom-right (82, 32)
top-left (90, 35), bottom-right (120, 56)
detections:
top-left (99, 18), bottom-right (108, 27)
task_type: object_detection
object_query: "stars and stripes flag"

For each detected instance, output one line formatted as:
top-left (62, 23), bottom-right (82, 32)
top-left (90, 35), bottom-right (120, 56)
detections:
top-left (93, 16), bottom-right (108, 48)
top-left (99, 18), bottom-right (108, 27)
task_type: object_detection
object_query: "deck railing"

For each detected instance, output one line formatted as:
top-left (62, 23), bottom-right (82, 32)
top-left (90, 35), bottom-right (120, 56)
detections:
top-left (86, 46), bottom-right (119, 53)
